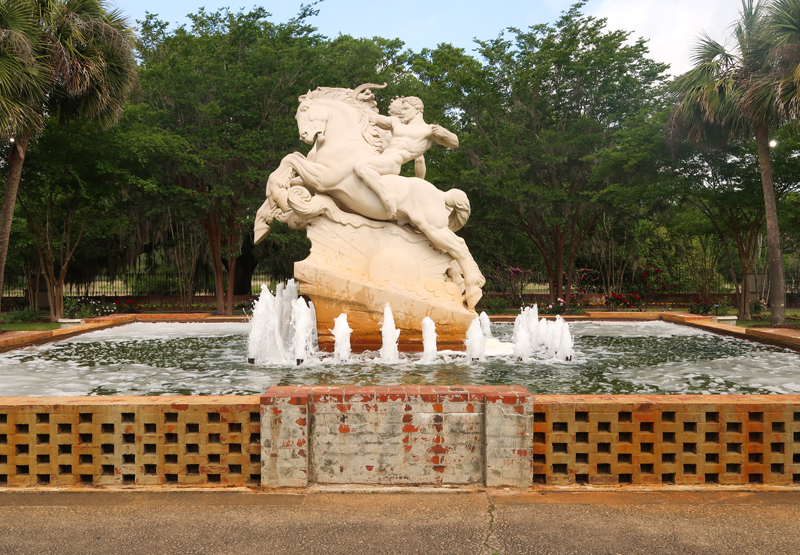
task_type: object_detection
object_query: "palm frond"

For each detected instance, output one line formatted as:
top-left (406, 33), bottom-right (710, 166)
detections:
top-left (769, 0), bottom-right (800, 46)
top-left (0, 0), bottom-right (48, 136)
top-left (691, 33), bottom-right (735, 68)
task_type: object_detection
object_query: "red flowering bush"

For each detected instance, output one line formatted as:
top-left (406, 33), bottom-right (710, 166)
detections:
top-left (605, 292), bottom-right (643, 310)
top-left (688, 297), bottom-right (715, 315)
top-left (573, 268), bottom-right (602, 294)
top-left (627, 263), bottom-right (675, 296)
top-left (115, 298), bottom-right (143, 314)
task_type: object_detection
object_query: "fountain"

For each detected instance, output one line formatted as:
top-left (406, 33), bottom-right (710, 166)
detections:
top-left (247, 280), bottom-right (316, 365)
top-left (465, 317), bottom-right (486, 362)
top-left (512, 311), bottom-right (532, 361)
top-left (253, 84), bottom-right (485, 352)
top-left (290, 297), bottom-right (314, 365)
top-left (509, 307), bottom-right (573, 362)
top-left (248, 280), bottom-right (573, 367)
top-left (331, 313), bottom-right (352, 363)
top-left (379, 304), bottom-right (401, 363)
top-left (479, 311), bottom-right (492, 338)
top-left (420, 317), bottom-right (437, 364)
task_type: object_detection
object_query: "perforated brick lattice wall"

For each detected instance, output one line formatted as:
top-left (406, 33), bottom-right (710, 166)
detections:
top-left (2, 392), bottom-right (800, 488)
top-left (534, 395), bottom-right (800, 486)
top-left (0, 397), bottom-right (261, 487)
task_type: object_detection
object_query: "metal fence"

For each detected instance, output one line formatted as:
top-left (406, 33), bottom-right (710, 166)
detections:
top-left (2, 269), bottom-right (797, 299)
top-left (2, 271), bottom-right (275, 298)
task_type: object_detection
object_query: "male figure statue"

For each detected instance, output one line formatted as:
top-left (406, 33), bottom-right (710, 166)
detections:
top-left (354, 96), bottom-right (459, 219)
top-left (387, 97), bottom-right (426, 180)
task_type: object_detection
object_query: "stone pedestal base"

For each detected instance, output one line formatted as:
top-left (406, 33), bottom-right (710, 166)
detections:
top-left (294, 213), bottom-right (476, 352)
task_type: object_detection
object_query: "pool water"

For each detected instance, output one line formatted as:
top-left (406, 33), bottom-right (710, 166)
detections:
top-left (0, 321), bottom-right (798, 396)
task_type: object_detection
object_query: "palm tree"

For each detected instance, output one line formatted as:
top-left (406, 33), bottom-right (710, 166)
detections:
top-left (0, 0), bottom-right (136, 315)
top-left (770, 0), bottom-right (800, 114)
top-left (670, 0), bottom-right (787, 326)
top-left (0, 0), bottom-right (46, 309)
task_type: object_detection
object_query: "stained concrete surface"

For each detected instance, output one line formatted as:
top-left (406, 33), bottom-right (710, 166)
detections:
top-left (1, 490), bottom-right (800, 554)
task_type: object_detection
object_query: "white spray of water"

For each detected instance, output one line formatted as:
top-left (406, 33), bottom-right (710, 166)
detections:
top-left (543, 317), bottom-right (553, 350)
top-left (420, 317), bottom-right (438, 364)
top-left (276, 281), bottom-right (299, 353)
top-left (465, 317), bottom-right (486, 362)
top-left (512, 308), bottom-right (532, 361)
top-left (479, 311), bottom-right (493, 338)
top-left (291, 297), bottom-right (314, 364)
top-left (556, 321), bottom-right (574, 361)
top-left (248, 284), bottom-right (286, 364)
top-left (511, 306), bottom-right (574, 362)
top-left (526, 304), bottom-right (539, 346)
top-left (247, 280), bottom-right (317, 365)
top-left (331, 313), bottom-right (352, 363)
top-left (380, 304), bottom-right (400, 363)
top-left (309, 300), bottom-right (319, 351)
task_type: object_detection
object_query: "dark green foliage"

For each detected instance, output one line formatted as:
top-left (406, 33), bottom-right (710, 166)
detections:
top-left (1, 307), bottom-right (48, 323)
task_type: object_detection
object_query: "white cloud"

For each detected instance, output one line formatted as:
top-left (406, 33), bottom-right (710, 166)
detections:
top-left (586, 0), bottom-right (742, 76)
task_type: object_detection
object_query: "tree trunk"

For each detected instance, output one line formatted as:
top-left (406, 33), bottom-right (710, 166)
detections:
top-left (554, 230), bottom-right (565, 302)
top-left (233, 231), bottom-right (257, 295)
top-left (734, 237), bottom-right (753, 321)
top-left (0, 134), bottom-right (30, 309)
top-left (23, 262), bottom-right (41, 309)
top-left (754, 125), bottom-right (786, 326)
top-left (46, 278), bottom-right (65, 321)
top-left (741, 268), bottom-right (752, 321)
top-left (203, 215), bottom-right (226, 314)
top-left (226, 255), bottom-right (237, 316)
top-left (722, 242), bottom-right (747, 320)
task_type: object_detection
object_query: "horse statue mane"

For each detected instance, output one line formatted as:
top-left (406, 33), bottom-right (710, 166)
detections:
top-left (299, 83), bottom-right (387, 153)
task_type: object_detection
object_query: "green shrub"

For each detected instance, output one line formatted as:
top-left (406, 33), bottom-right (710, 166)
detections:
top-left (750, 298), bottom-right (765, 314)
top-left (1, 307), bottom-right (49, 323)
top-left (63, 297), bottom-right (116, 319)
top-left (688, 297), bottom-right (715, 315)
top-left (480, 296), bottom-right (509, 314)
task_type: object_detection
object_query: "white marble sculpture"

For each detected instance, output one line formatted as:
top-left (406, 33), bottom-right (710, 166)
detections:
top-left (254, 83), bottom-right (485, 349)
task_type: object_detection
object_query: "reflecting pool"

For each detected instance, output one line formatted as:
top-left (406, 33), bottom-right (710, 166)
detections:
top-left (0, 321), bottom-right (798, 396)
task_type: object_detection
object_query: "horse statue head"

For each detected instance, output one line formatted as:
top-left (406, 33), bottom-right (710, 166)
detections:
top-left (295, 83), bottom-right (387, 149)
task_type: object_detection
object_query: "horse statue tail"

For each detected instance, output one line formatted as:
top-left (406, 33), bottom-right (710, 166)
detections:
top-left (443, 188), bottom-right (471, 232)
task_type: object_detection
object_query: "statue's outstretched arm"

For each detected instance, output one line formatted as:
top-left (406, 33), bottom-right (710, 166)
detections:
top-left (431, 124), bottom-right (459, 148)
top-left (368, 111), bottom-right (394, 130)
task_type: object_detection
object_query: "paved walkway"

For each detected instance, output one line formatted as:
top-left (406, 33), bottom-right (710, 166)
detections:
top-left (2, 489), bottom-right (800, 554)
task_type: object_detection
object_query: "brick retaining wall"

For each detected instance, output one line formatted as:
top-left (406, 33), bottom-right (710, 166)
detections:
top-left (2, 389), bottom-right (800, 489)
top-left (260, 386), bottom-right (533, 487)
top-left (0, 397), bottom-right (261, 487)
top-left (534, 395), bottom-right (800, 486)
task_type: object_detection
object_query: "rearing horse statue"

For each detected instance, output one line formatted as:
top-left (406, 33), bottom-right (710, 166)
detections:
top-left (254, 84), bottom-right (485, 309)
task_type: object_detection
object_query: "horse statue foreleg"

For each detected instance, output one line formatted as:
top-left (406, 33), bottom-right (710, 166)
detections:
top-left (258, 148), bottom-right (333, 240)
top-left (282, 152), bottom-right (328, 191)
top-left (254, 197), bottom-right (279, 245)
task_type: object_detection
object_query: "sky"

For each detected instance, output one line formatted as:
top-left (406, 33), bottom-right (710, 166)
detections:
top-left (111, 0), bottom-right (741, 76)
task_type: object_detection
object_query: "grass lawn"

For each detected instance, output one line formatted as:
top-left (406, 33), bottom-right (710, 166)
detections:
top-left (0, 323), bottom-right (61, 332)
